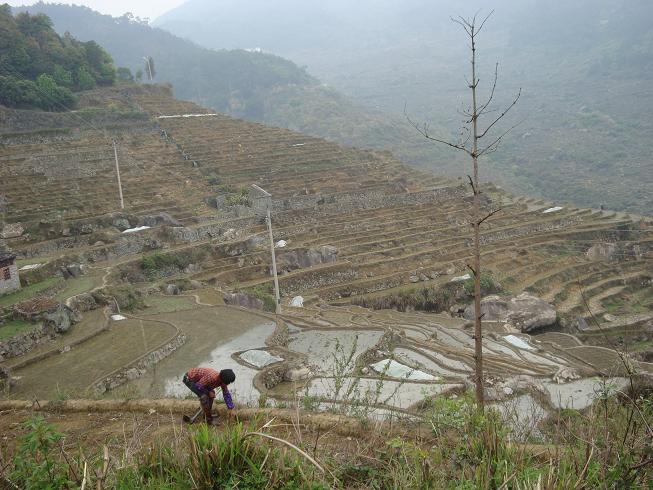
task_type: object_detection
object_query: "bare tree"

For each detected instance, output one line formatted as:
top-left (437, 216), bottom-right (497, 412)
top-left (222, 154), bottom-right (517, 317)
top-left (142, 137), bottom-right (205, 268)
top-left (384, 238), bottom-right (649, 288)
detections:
top-left (406, 12), bottom-right (521, 410)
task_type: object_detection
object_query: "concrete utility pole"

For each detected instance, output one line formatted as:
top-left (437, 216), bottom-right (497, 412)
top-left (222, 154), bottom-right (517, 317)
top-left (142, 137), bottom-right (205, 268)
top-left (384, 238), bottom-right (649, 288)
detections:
top-left (113, 140), bottom-right (125, 210)
top-left (143, 56), bottom-right (153, 81)
top-left (250, 184), bottom-right (281, 314)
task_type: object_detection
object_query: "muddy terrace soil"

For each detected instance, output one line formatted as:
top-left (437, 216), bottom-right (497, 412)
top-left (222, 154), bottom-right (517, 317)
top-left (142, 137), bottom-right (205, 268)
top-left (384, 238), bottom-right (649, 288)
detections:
top-left (0, 401), bottom-right (415, 464)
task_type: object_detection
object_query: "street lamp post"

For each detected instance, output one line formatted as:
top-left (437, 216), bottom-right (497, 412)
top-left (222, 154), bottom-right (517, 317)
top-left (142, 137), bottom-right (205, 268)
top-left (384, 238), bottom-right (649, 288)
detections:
top-left (250, 185), bottom-right (281, 314)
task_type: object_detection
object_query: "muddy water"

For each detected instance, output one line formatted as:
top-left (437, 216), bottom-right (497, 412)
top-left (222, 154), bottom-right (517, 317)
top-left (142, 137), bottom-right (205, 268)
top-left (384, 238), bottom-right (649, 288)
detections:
top-left (544, 377), bottom-right (629, 410)
top-left (9, 317), bottom-right (175, 399)
top-left (299, 377), bottom-right (461, 410)
top-left (393, 347), bottom-right (469, 377)
top-left (127, 307), bottom-right (275, 406)
top-left (287, 330), bottom-right (383, 375)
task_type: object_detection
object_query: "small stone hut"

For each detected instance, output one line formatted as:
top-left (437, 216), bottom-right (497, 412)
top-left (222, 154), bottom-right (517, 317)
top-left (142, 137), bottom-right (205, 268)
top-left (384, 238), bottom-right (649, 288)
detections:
top-left (0, 251), bottom-right (20, 296)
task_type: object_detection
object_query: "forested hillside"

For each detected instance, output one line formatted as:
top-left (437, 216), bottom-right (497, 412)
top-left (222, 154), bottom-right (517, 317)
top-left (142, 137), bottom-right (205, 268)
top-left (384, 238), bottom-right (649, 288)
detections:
top-left (156, 0), bottom-right (653, 215)
top-left (0, 6), bottom-right (116, 110)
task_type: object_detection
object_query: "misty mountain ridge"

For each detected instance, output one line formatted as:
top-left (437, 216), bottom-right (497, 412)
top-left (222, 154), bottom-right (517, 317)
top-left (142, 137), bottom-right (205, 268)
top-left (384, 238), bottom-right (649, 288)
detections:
top-left (156, 0), bottom-right (653, 215)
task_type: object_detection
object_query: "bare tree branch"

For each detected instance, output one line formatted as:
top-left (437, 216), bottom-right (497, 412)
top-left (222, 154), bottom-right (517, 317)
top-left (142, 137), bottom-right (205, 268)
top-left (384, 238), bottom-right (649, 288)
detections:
top-left (476, 10), bottom-right (495, 36)
top-left (451, 17), bottom-right (473, 37)
top-left (478, 88), bottom-right (522, 140)
top-left (478, 63), bottom-right (499, 114)
top-left (467, 175), bottom-right (477, 195)
top-left (478, 118), bottom-right (524, 157)
top-left (405, 103), bottom-right (471, 154)
top-left (478, 207), bottom-right (503, 225)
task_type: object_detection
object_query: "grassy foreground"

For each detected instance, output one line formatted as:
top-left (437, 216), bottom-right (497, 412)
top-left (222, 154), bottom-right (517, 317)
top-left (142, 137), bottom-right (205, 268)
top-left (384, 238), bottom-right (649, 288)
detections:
top-left (0, 390), bottom-right (651, 489)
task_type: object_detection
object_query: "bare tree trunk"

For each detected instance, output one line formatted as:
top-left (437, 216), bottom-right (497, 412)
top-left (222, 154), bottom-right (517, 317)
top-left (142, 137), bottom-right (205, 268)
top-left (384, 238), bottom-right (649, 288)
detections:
top-left (406, 11), bottom-right (521, 412)
top-left (470, 28), bottom-right (485, 409)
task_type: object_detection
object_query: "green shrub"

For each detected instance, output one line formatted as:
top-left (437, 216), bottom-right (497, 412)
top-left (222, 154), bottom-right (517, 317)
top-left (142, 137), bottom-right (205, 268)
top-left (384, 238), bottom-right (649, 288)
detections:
top-left (140, 249), bottom-right (206, 278)
top-left (9, 417), bottom-right (73, 489)
top-left (463, 272), bottom-right (500, 296)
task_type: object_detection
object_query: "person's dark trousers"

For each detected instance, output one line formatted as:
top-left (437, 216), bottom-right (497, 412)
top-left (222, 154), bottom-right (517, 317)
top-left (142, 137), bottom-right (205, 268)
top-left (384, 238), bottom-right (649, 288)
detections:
top-left (183, 373), bottom-right (206, 396)
top-left (182, 373), bottom-right (213, 421)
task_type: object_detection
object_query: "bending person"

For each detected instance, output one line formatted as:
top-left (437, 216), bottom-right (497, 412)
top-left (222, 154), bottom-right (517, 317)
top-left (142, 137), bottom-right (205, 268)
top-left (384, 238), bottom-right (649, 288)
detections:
top-left (183, 367), bottom-right (236, 424)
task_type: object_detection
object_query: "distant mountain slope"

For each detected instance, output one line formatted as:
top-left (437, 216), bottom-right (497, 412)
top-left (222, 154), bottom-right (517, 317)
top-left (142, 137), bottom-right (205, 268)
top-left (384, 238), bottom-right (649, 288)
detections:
top-left (15, 3), bottom-right (455, 177)
top-left (156, 0), bottom-right (653, 215)
top-left (13, 3), bottom-right (315, 119)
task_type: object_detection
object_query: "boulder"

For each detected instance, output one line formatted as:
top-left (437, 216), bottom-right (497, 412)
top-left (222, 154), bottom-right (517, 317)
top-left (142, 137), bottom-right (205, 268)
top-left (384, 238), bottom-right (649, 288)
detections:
top-left (112, 217), bottom-right (131, 231)
top-left (464, 293), bottom-right (557, 333)
top-left (183, 263), bottom-right (202, 275)
top-left (67, 293), bottom-right (97, 313)
top-left (278, 246), bottom-right (339, 271)
top-left (165, 284), bottom-right (180, 296)
top-left (586, 242), bottom-right (617, 261)
top-left (65, 263), bottom-right (85, 278)
top-left (246, 235), bottom-right (267, 250)
top-left (223, 292), bottom-right (264, 310)
top-left (43, 304), bottom-right (78, 334)
top-left (1, 223), bottom-right (24, 239)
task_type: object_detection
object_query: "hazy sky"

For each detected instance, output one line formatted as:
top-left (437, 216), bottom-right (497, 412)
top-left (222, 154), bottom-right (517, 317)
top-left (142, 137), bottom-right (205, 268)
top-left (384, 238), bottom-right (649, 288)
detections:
top-left (6, 1), bottom-right (187, 20)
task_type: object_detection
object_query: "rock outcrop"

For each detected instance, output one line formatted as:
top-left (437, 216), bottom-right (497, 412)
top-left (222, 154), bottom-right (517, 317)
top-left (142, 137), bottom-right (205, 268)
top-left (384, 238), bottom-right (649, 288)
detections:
top-left (464, 293), bottom-right (557, 332)
top-left (223, 292), bottom-right (264, 310)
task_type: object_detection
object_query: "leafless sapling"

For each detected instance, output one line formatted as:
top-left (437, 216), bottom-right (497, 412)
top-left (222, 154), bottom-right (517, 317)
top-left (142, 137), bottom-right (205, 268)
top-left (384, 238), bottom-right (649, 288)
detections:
top-left (406, 11), bottom-right (521, 410)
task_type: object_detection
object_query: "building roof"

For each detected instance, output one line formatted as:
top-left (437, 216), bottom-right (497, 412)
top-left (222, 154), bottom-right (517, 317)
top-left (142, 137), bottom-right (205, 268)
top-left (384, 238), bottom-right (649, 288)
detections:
top-left (0, 251), bottom-right (16, 262)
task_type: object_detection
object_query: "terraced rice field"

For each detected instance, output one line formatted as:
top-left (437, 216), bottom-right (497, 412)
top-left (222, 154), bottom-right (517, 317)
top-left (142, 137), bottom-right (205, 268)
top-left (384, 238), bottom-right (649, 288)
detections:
top-left (1, 86), bottom-right (651, 421)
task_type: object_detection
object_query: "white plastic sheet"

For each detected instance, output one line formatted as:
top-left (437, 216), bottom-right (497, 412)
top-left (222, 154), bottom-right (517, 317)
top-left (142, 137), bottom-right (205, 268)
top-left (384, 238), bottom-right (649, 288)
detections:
top-left (290, 296), bottom-right (304, 307)
top-left (122, 226), bottom-right (151, 234)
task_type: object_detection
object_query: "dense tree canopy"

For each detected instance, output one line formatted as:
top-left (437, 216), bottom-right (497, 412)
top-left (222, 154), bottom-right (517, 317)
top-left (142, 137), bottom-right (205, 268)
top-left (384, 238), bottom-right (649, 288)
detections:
top-left (0, 5), bottom-right (117, 110)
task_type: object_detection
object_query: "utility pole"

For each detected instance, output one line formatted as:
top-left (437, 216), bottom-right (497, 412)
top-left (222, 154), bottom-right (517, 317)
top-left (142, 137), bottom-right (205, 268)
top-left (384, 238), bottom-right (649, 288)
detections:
top-left (113, 140), bottom-right (125, 210)
top-left (266, 207), bottom-right (281, 314)
top-left (250, 184), bottom-right (281, 314)
top-left (143, 56), bottom-right (153, 81)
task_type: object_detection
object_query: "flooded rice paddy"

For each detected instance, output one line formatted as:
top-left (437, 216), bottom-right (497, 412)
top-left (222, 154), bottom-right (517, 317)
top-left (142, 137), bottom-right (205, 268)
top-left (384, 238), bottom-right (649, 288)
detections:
top-left (4, 297), bottom-right (649, 426)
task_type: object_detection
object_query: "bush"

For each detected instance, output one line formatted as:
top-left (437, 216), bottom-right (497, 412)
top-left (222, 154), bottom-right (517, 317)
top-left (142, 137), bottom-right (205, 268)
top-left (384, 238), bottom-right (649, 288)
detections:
top-left (9, 417), bottom-right (73, 489)
top-left (140, 250), bottom-right (206, 278)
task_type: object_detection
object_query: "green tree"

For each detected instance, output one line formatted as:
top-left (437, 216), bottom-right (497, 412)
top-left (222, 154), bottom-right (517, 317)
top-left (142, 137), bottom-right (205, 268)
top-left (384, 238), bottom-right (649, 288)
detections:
top-left (117, 66), bottom-right (134, 82)
top-left (52, 65), bottom-right (73, 87)
top-left (76, 66), bottom-right (95, 90)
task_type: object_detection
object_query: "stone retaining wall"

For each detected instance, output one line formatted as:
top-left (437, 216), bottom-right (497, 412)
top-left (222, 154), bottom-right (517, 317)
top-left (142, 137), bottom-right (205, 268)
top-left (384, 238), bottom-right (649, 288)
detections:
top-left (92, 333), bottom-right (187, 394)
top-left (0, 324), bottom-right (50, 362)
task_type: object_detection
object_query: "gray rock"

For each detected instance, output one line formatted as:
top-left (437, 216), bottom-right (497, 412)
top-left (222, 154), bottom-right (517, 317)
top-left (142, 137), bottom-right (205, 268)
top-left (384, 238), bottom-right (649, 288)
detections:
top-left (586, 242), bottom-right (617, 261)
top-left (576, 317), bottom-right (589, 331)
top-left (419, 273), bottom-right (430, 282)
top-left (278, 245), bottom-right (339, 270)
top-left (183, 263), bottom-right (202, 275)
top-left (189, 280), bottom-right (203, 290)
top-left (246, 235), bottom-right (267, 249)
top-left (113, 217), bottom-right (132, 231)
top-left (409, 275), bottom-right (420, 283)
top-left (43, 304), bottom-right (77, 334)
top-left (80, 224), bottom-right (98, 235)
top-left (464, 293), bottom-right (557, 333)
top-left (66, 263), bottom-right (85, 278)
top-left (165, 284), bottom-right (180, 296)
top-left (223, 292), bottom-right (264, 310)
